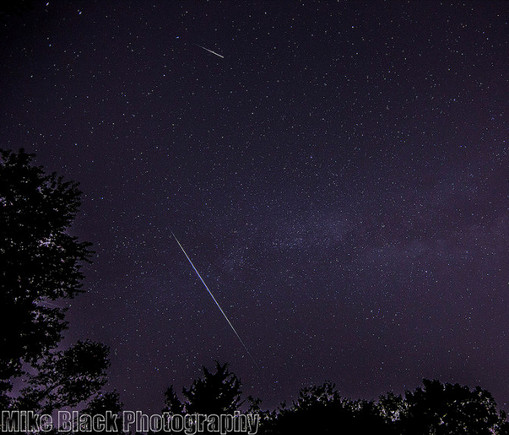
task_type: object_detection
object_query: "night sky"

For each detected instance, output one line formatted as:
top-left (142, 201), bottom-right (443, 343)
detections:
top-left (1, 0), bottom-right (508, 413)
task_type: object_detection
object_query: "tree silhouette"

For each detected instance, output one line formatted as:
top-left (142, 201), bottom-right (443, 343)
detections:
top-left (259, 382), bottom-right (394, 434)
top-left (159, 362), bottom-right (256, 435)
top-left (78, 391), bottom-right (124, 434)
top-left (258, 379), bottom-right (509, 434)
top-left (398, 379), bottom-right (508, 435)
top-left (1, 149), bottom-right (92, 387)
top-left (183, 362), bottom-right (243, 414)
top-left (159, 366), bottom-right (509, 435)
top-left (376, 391), bottom-right (408, 427)
top-left (164, 362), bottom-right (243, 415)
top-left (0, 148), bottom-right (120, 429)
top-left (16, 340), bottom-right (110, 414)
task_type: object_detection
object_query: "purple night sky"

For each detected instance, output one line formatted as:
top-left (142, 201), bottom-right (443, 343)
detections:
top-left (1, 0), bottom-right (508, 413)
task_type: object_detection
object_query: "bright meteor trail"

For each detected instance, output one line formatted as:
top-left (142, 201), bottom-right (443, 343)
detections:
top-left (194, 44), bottom-right (224, 59)
top-left (172, 233), bottom-right (258, 367)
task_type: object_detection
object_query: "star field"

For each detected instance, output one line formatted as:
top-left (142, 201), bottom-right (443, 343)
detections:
top-left (1, 0), bottom-right (508, 412)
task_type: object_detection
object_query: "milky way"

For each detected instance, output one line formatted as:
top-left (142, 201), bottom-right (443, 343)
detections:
top-left (1, 1), bottom-right (508, 412)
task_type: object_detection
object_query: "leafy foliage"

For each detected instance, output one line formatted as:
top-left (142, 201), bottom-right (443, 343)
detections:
top-left (399, 379), bottom-right (508, 435)
top-left (260, 382), bottom-right (393, 434)
top-left (0, 149), bottom-right (92, 386)
top-left (0, 149), bottom-right (120, 428)
top-left (17, 340), bottom-right (110, 414)
top-left (258, 379), bottom-right (508, 435)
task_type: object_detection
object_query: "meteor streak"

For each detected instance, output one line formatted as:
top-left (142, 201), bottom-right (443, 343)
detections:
top-left (194, 44), bottom-right (224, 59)
top-left (172, 232), bottom-right (258, 367)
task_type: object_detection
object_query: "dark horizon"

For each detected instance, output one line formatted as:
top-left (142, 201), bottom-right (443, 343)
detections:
top-left (1, 0), bottom-right (508, 414)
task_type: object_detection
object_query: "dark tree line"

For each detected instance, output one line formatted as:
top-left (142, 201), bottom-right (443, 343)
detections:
top-left (1, 148), bottom-right (508, 434)
top-left (257, 378), bottom-right (508, 434)
top-left (159, 363), bottom-right (508, 434)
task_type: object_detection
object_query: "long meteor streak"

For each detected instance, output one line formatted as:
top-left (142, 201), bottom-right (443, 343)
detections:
top-left (194, 44), bottom-right (224, 59)
top-left (172, 233), bottom-right (257, 367)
